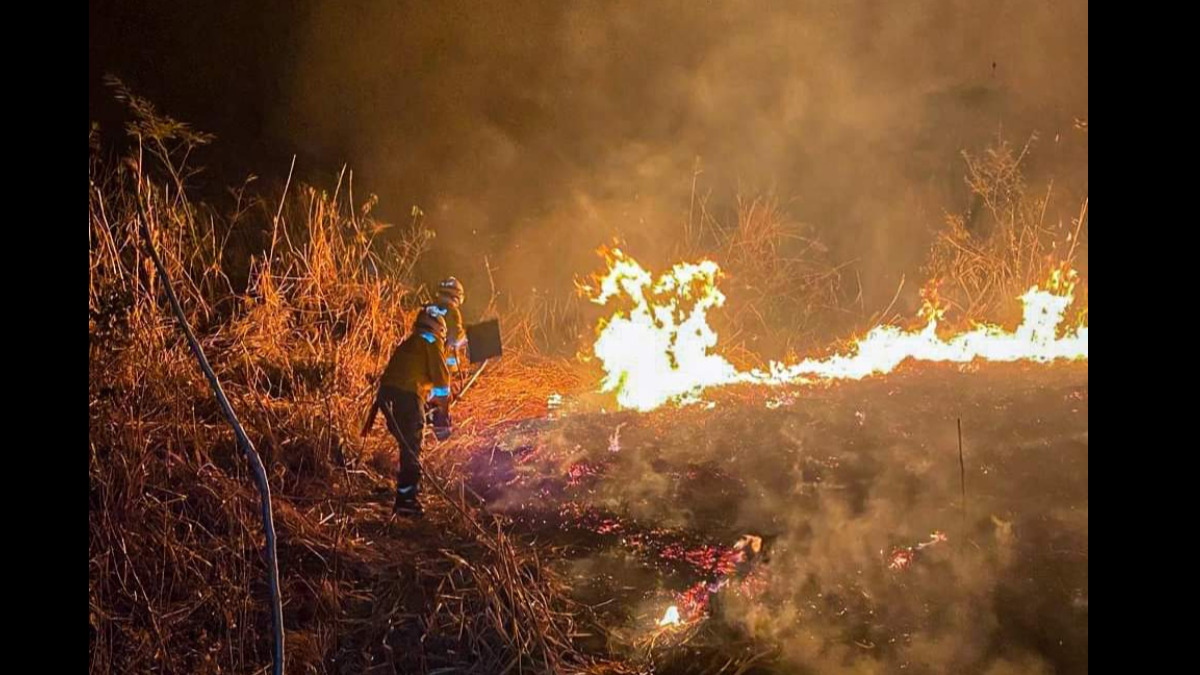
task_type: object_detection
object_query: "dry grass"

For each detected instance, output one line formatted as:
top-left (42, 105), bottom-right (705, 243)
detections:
top-left (89, 82), bottom-right (602, 674)
top-left (681, 190), bottom-right (852, 359)
top-left (925, 134), bottom-right (1089, 320)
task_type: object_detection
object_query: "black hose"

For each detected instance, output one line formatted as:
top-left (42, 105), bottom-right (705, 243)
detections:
top-left (139, 218), bottom-right (286, 675)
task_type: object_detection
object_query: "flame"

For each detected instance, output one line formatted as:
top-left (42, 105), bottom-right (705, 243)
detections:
top-left (585, 250), bottom-right (1088, 411)
top-left (583, 248), bottom-right (739, 411)
top-left (657, 604), bottom-right (681, 627)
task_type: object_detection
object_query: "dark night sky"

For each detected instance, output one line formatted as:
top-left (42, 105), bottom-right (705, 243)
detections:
top-left (89, 0), bottom-right (309, 178)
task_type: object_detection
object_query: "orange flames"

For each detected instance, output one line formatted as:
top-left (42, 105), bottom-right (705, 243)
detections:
top-left (584, 249), bottom-right (1088, 411)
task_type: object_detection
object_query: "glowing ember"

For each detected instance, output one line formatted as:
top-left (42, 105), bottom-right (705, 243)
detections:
top-left (584, 250), bottom-right (1088, 411)
top-left (734, 534), bottom-right (763, 557)
top-left (888, 548), bottom-right (915, 571)
top-left (657, 605), bottom-right (681, 627)
top-left (888, 531), bottom-right (949, 571)
top-left (566, 461), bottom-right (600, 487)
top-left (653, 534), bottom-right (768, 630)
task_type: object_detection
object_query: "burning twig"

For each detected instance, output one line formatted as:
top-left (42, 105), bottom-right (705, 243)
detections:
top-left (887, 531), bottom-right (949, 571)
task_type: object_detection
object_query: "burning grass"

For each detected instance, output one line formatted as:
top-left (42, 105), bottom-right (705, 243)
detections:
top-left (90, 84), bottom-right (1086, 674)
top-left (926, 134), bottom-right (1089, 319)
top-left (580, 248), bottom-right (1086, 412)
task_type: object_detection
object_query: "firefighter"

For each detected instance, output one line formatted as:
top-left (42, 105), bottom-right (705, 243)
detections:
top-left (375, 305), bottom-right (453, 517)
top-left (434, 277), bottom-right (467, 373)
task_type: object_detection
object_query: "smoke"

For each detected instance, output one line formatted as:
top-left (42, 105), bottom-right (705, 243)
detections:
top-left (280, 0), bottom-right (1087, 310)
top-left (474, 364), bottom-right (1088, 672)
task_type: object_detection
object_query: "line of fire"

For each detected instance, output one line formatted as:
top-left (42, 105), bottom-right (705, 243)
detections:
top-left (90, 3), bottom-right (1088, 673)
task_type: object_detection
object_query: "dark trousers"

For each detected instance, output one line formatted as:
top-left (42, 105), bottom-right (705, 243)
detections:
top-left (377, 386), bottom-right (425, 498)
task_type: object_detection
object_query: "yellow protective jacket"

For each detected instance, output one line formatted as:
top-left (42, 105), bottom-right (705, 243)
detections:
top-left (380, 331), bottom-right (452, 400)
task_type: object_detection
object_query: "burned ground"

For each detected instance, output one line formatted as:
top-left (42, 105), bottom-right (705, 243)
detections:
top-left (457, 362), bottom-right (1088, 673)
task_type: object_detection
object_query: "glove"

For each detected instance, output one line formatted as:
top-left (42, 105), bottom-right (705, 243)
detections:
top-left (431, 402), bottom-right (453, 441)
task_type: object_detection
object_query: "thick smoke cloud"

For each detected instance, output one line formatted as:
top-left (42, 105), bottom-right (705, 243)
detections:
top-left (280, 0), bottom-right (1087, 307)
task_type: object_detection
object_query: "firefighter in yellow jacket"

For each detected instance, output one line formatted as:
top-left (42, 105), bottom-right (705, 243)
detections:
top-left (375, 305), bottom-right (452, 516)
top-left (435, 277), bottom-right (467, 372)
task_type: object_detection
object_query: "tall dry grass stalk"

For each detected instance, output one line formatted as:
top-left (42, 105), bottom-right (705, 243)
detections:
top-left (90, 80), bottom-right (597, 673)
top-left (925, 134), bottom-right (1088, 319)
